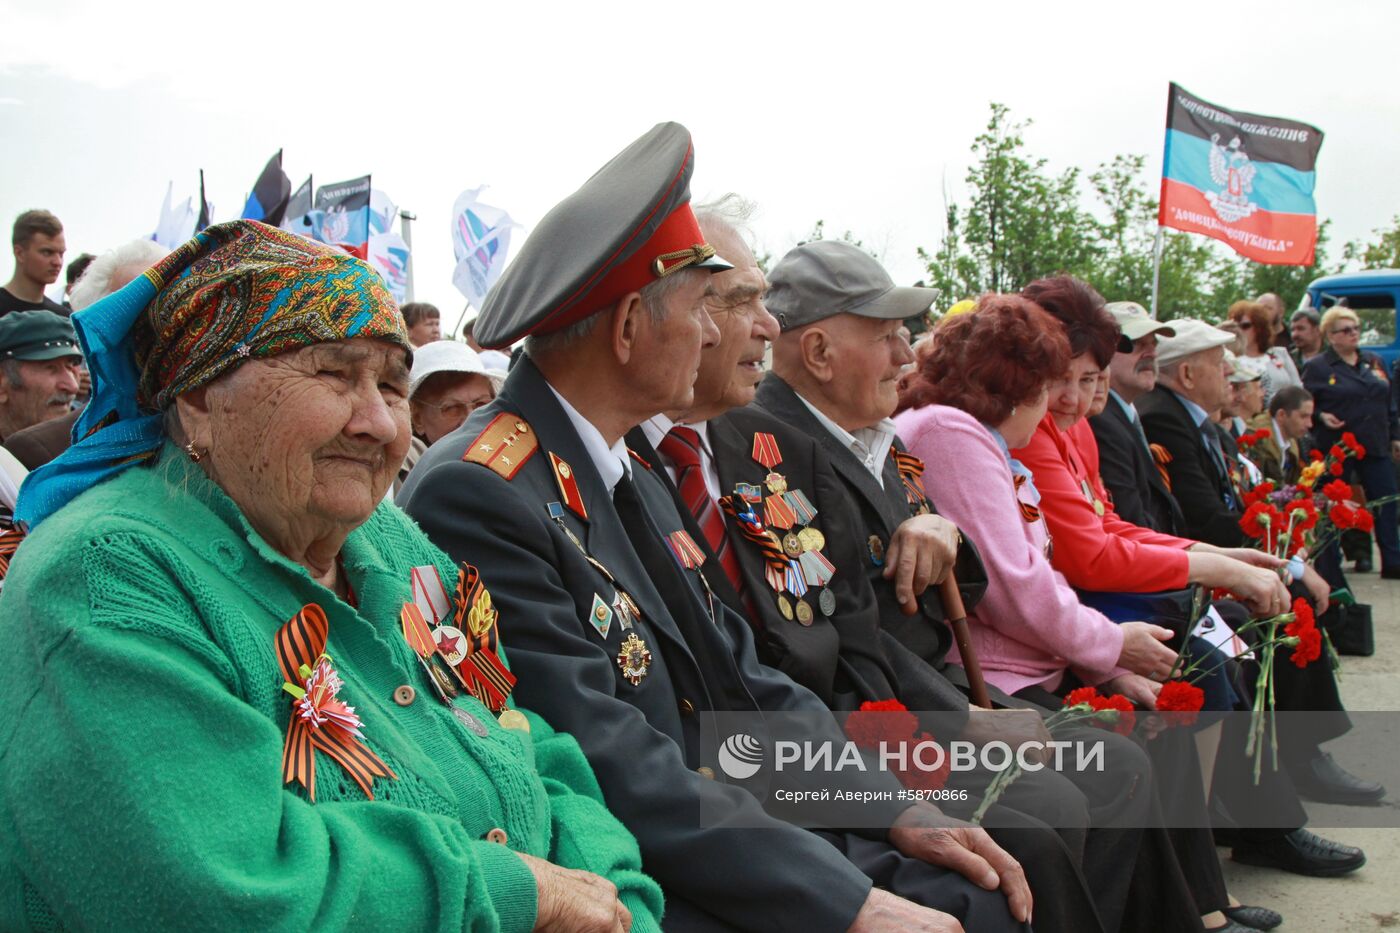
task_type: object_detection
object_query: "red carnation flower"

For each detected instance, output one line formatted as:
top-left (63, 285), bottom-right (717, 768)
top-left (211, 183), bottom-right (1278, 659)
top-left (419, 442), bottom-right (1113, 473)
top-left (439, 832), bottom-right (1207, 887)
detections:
top-left (1329, 445), bottom-right (1346, 460)
top-left (1356, 508), bottom-right (1375, 533)
top-left (1309, 449), bottom-right (1324, 462)
top-left (1240, 501), bottom-right (1276, 538)
top-left (1063, 686), bottom-right (1101, 709)
top-left (896, 732), bottom-right (952, 792)
top-left (1322, 480), bottom-right (1353, 503)
top-left (846, 698), bottom-right (917, 749)
top-left (1286, 498), bottom-right (1318, 530)
top-left (1342, 431), bottom-right (1359, 448)
top-left (1156, 680), bottom-right (1205, 727)
top-left (1090, 693), bottom-right (1137, 736)
top-left (1284, 597), bottom-right (1322, 668)
top-left (1329, 503), bottom-right (1358, 529)
top-left (1330, 461), bottom-right (1345, 476)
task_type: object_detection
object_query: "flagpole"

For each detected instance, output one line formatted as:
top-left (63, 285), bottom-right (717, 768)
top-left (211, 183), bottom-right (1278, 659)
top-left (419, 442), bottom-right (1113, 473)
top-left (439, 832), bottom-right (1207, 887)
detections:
top-left (1150, 225), bottom-right (1164, 319)
top-left (399, 209), bottom-right (416, 304)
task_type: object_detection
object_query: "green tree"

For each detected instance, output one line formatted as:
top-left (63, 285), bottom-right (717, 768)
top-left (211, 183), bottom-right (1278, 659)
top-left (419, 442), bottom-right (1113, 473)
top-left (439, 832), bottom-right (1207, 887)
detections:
top-left (920, 103), bottom-right (1099, 305)
top-left (1343, 215), bottom-right (1400, 269)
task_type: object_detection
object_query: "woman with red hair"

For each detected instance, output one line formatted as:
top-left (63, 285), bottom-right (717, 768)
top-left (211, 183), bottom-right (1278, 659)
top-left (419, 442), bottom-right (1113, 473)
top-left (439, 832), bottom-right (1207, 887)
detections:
top-left (893, 295), bottom-right (1177, 701)
top-left (1228, 299), bottom-right (1301, 404)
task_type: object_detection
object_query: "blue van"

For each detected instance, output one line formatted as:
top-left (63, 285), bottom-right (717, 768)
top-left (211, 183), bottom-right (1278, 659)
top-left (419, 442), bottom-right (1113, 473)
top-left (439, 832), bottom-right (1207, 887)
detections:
top-left (1304, 269), bottom-right (1400, 368)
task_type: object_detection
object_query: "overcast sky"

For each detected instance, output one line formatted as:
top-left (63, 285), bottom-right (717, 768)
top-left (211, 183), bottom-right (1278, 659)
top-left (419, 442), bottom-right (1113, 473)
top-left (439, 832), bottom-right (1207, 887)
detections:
top-left (3, 0), bottom-right (1394, 332)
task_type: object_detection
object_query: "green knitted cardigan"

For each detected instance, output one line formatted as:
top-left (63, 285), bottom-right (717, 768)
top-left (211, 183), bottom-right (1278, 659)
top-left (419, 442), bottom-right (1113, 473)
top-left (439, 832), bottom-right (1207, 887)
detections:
top-left (0, 442), bottom-right (662, 932)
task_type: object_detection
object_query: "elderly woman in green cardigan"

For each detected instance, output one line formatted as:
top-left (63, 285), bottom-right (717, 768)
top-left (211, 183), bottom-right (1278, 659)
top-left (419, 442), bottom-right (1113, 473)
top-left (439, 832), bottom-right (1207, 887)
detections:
top-left (0, 221), bottom-right (660, 932)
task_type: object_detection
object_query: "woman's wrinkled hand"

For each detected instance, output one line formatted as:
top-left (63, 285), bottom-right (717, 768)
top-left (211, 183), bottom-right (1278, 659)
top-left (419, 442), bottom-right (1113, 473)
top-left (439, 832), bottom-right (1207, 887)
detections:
top-left (519, 852), bottom-right (632, 933)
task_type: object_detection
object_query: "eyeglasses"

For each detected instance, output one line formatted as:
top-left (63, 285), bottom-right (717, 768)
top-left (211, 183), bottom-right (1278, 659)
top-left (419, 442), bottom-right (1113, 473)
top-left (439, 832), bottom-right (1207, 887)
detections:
top-left (417, 397), bottom-right (493, 421)
top-left (1331, 326), bottom-right (1360, 336)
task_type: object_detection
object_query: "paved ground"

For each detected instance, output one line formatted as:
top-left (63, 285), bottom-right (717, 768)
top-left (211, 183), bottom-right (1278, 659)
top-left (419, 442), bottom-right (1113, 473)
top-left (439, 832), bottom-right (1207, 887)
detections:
top-left (1223, 568), bottom-right (1400, 930)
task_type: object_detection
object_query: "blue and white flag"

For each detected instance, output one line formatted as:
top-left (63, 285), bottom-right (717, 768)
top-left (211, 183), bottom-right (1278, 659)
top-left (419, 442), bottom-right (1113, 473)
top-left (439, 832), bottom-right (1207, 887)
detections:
top-left (369, 189), bottom-right (398, 236)
top-left (367, 232), bottom-right (411, 304)
top-left (450, 187), bottom-right (519, 309)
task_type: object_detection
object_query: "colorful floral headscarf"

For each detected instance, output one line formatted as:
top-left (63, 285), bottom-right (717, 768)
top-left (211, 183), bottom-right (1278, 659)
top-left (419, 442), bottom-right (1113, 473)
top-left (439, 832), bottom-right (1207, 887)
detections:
top-left (16, 221), bottom-right (409, 529)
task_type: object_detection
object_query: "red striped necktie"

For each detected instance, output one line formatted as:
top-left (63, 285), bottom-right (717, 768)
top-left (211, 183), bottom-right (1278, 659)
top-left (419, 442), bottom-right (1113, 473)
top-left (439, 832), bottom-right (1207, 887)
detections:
top-left (658, 425), bottom-right (744, 595)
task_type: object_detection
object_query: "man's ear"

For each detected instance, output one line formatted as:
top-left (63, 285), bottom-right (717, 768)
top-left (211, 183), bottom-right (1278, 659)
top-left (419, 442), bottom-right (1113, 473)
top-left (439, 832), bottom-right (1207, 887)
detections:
top-left (607, 292), bottom-right (646, 365)
top-left (799, 326), bottom-right (835, 383)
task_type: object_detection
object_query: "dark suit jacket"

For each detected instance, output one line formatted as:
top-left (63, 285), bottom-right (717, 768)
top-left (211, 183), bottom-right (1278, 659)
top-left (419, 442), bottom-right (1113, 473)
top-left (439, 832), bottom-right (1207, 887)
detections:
top-left (400, 356), bottom-right (896, 930)
top-left (1136, 387), bottom-right (1243, 546)
top-left (753, 375), bottom-right (989, 678)
top-left (2, 409), bottom-right (78, 470)
top-left (1303, 348), bottom-right (1399, 455)
top-left (704, 406), bottom-right (971, 721)
top-left (1088, 395), bottom-right (1186, 536)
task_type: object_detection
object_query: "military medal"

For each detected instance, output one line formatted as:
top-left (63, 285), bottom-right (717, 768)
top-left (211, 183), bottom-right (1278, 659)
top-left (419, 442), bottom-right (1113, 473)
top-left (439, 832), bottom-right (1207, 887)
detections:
top-left (617, 632), bottom-right (652, 685)
top-left (797, 527), bottom-right (826, 552)
top-left (868, 535), bottom-right (885, 566)
top-left (590, 593), bottom-right (614, 638)
top-left (782, 532), bottom-right (803, 557)
top-left (665, 529), bottom-right (706, 571)
top-left (777, 594), bottom-right (794, 620)
top-left (434, 625), bottom-right (469, 666)
top-left (795, 599), bottom-right (814, 626)
top-left (547, 500), bottom-right (645, 635)
top-left (1079, 478), bottom-right (1105, 517)
top-left (497, 708), bottom-right (530, 732)
top-left (818, 588), bottom-right (837, 617)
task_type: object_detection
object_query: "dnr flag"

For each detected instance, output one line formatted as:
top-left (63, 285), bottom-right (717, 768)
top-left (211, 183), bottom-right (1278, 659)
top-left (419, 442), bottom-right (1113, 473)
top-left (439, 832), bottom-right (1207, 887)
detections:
top-left (1158, 83), bottom-right (1323, 265)
top-left (241, 150), bottom-right (292, 228)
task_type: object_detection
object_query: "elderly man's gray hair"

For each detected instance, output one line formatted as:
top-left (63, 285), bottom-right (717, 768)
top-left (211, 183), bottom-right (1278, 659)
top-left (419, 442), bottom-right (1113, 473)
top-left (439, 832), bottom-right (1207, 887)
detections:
top-left (69, 239), bottom-right (172, 312)
top-left (524, 267), bottom-right (706, 357)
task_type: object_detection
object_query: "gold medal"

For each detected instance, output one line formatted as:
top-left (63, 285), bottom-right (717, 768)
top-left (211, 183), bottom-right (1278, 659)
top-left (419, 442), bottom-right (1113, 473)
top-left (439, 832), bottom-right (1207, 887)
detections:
top-left (777, 594), bottom-right (794, 620)
top-left (795, 600), bottom-right (813, 626)
top-left (498, 708), bottom-right (530, 732)
top-left (765, 472), bottom-right (788, 494)
top-left (617, 633), bottom-right (652, 686)
top-left (782, 532), bottom-right (803, 557)
top-left (797, 527), bottom-right (826, 552)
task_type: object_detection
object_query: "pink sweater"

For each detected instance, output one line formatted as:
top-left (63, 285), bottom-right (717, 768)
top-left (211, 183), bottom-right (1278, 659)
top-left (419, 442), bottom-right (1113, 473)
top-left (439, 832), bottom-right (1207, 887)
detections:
top-left (893, 404), bottom-right (1126, 695)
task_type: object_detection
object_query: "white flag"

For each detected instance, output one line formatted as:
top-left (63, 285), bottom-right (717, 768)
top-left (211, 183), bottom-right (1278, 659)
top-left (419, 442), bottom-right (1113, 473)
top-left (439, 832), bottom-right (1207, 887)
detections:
top-left (450, 187), bottom-right (519, 309)
top-left (369, 189), bottom-right (398, 236)
top-left (367, 232), bottom-right (411, 304)
top-left (152, 181), bottom-right (196, 249)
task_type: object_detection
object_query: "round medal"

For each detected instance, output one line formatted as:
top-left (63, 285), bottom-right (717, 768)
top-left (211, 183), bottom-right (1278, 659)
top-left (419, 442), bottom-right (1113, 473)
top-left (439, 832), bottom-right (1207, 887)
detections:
top-left (777, 594), bottom-right (794, 620)
top-left (795, 599), bottom-right (813, 625)
top-left (818, 588), bottom-right (837, 616)
top-left (782, 532), bottom-right (803, 557)
top-left (434, 626), bottom-right (468, 666)
top-left (797, 527), bottom-right (826, 552)
top-left (497, 709), bottom-right (530, 732)
top-left (765, 472), bottom-right (788, 494)
top-left (452, 707), bottom-right (489, 736)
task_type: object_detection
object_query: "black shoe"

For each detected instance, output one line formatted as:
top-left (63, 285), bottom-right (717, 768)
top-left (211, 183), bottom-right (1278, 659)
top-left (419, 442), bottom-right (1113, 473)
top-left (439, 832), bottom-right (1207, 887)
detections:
top-left (1354, 557), bottom-right (1373, 572)
top-left (1291, 752), bottom-right (1387, 805)
top-left (1232, 828), bottom-right (1366, 876)
top-left (1381, 566), bottom-right (1400, 580)
top-left (1223, 905), bottom-right (1284, 930)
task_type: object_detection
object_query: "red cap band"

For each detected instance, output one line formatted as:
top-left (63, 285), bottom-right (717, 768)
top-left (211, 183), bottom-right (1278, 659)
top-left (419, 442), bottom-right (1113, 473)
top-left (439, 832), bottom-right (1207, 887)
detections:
top-left (536, 203), bottom-right (707, 336)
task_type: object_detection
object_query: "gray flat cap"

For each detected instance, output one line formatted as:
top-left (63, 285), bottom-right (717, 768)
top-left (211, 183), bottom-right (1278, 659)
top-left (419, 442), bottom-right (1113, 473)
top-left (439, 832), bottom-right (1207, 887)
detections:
top-left (765, 240), bottom-right (935, 332)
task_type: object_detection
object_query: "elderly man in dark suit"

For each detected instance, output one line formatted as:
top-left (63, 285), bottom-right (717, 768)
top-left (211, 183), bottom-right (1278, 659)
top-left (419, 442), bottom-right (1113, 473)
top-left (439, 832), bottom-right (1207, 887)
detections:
top-left (400, 124), bottom-right (1029, 933)
top-left (1090, 301), bottom-right (1186, 535)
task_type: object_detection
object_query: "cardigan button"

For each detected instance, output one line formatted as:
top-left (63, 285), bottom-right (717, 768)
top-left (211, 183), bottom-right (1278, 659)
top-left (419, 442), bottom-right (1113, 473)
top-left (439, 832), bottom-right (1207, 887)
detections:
top-left (393, 685), bottom-right (416, 706)
top-left (486, 827), bottom-right (509, 845)
top-left (697, 766), bottom-right (716, 780)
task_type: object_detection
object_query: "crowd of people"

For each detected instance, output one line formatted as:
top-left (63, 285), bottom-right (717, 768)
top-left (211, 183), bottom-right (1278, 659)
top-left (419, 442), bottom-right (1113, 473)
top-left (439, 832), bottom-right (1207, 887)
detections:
top-left (0, 122), bottom-right (1392, 932)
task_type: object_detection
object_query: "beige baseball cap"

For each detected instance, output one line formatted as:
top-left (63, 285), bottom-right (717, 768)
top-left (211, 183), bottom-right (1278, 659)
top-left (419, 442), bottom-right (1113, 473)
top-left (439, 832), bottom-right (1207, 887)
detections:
top-left (1106, 301), bottom-right (1176, 343)
top-left (1155, 319), bottom-right (1237, 367)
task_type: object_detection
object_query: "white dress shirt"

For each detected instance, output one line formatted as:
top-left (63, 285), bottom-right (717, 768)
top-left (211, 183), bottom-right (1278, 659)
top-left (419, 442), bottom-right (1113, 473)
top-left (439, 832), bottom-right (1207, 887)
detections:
top-left (546, 382), bottom-right (631, 493)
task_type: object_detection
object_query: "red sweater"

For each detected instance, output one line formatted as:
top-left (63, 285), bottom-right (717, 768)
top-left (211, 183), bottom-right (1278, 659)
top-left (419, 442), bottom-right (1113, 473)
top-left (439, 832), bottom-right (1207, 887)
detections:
top-left (1012, 415), bottom-right (1192, 593)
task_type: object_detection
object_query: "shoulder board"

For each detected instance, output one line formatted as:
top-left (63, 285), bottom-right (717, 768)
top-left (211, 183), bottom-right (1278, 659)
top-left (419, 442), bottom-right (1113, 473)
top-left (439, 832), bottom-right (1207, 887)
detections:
top-left (462, 414), bottom-right (539, 480)
top-left (627, 448), bottom-right (653, 470)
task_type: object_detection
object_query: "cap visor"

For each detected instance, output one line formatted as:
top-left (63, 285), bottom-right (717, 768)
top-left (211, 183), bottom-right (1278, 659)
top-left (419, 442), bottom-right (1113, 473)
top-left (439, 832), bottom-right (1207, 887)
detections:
top-left (695, 253), bottom-right (734, 272)
top-left (9, 346), bottom-right (81, 362)
top-left (1122, 321), bottom-right (1177, 340)
top-left (850, 284), bottom-right (937, 320)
